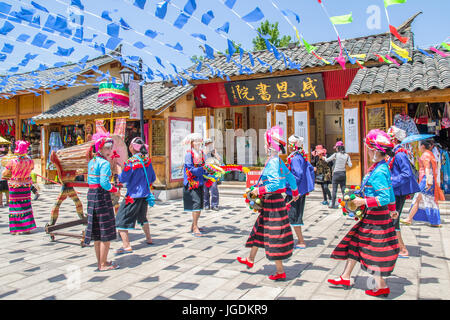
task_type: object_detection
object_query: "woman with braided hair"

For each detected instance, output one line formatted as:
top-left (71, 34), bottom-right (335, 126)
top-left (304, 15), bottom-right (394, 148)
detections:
top-left (327, 129), bottom-right (399, 298)
top-left (84, 132), bottom-right (120, 271)
top-left (237, 126), bottom-right (299, 281)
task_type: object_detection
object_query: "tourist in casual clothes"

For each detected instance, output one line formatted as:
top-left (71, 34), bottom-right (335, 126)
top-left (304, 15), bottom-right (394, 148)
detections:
top-left (401, 139), bottom-right (445, 227)
top-left (328, 129), bottom-right (399, 298)
top-left (237, 126), bottom-right (299, 281)
top-left (387, 126), bottom-right (420, 257)
top-left (326, 141), bottom-right (352, 209)
top-left (115, 137), bottom-right (156, 254)
top-left (285, 135), bottom-right (315, 249)
top-left (311, 145), bottom-right (332, 206)
top-left (203, 138), bottom-right (221, 211)
top-left (183, 133), bottom-right (206, 237)
top-left (1, 141), bottom-right (36, 235)
top-left (85, 132), bottom-right (119, 271)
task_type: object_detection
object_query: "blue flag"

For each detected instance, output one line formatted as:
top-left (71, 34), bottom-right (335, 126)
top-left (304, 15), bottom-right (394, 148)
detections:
top-left (191, 33), bottom-right (206, 41)
top-left (30, 1), bottom-right (48, 13)
top-left (106, 37), bottom-right (122, 50)
top-left (155, 1), bottom-right (168, 19)
top-left (0, 2), bottom-right (12, 19)
top-left (183, 0), bottom-right (196, 15)
top-left (107, 23), bottom-right (120, 38)
top-left (133, 0), bottom-right (146, 10)
top-left (55, 46), bottom-right (74, 57)
top-left (201, 10), bottom-right (214, 25)
top-left (1, 43), bottom-right (13, 53)
top-left (204, 44), bottom-right (215, 59)
top-left (0, 21), bottom-right (14, 35)
top-left (101, 10), bottom-right (112, 21)
top-left (173, 12), bottom-right (190, 29)
top-left (17, 34), bottom-right (31, 42)
top-left (224, 0), bottom-right (237, 9)
top-left (242, 7), bottom-right (264, 23)
top-left (71, 0), bottom-right (84, 11)
top-left (119, 18), bottom-right (131, 30)
top-left (145, 29), bottom-right (158, 38)
top-left (216, 22), bottom-right (230, 34)
top-left (133, 41), bottom-right (146, 49)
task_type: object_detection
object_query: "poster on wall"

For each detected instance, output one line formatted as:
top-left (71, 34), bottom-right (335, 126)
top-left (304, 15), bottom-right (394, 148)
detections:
top-left (170, 118), bottom-right (192, 181)
top-left (275, 110), bottom-right (287, 143)
top-left (194, 116), bottom-right (207, 140)
top-left (294, 111), bottom-right (309, 153)
top-left (128, 80), bottom-right (141, 120)
top-left (344, 108), bottom-right (359, 153)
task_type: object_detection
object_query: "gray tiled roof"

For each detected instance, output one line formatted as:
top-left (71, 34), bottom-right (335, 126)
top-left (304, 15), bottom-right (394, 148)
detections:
top-left (346, 51), bottom-right (450, 96)
top-left (32, 82), bottom-right (193, 122)
top-left (184, 16), bottom-right (417, 80)
top-left (0, 55), bottom-right (116, 95)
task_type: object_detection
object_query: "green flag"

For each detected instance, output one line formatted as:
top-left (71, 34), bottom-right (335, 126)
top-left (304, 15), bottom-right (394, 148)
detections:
top-left (442, 42), bottom-right (450, 51)
top-left (384, 0), bottom-right (407, 8)
top-left (302, 38), bottom-right (317, 53)
top-left (329, 12), bottom-right (353, 25)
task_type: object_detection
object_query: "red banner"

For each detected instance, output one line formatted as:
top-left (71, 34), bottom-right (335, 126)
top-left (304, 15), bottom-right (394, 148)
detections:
top-left (246, 170), bottom-right (262, 188)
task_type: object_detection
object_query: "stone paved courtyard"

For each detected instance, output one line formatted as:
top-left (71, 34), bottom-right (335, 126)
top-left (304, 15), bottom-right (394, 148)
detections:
top-left (0, 188), bottom-right (449, 300)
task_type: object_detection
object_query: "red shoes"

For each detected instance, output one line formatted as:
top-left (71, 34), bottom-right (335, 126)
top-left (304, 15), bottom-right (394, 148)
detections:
top-left (268, 273), bottom-right (286, 281)
top-left (327, 276), bottom-right (352, 289)
top-left (365, 287), bottom-right (390, 297)
top-left (237, 257), bottom-right (254, 269)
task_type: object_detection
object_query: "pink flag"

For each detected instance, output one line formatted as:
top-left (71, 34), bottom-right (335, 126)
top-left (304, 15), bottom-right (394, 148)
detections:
top-left (113, 118), bottom-right (127, 139)
top-left (430, 47), bottom-right (450, 57)
top-left (95, 120), bottom-right (108, 134)
top-left (129, 80), bottom-right (141, 120)
top-left (386, 55), bottom-right (400, 66)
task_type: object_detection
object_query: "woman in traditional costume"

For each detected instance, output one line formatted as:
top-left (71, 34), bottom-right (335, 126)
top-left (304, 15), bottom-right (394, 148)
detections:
top-left (327, 129), bottom-right (399, 297)
top-left (285, 135), bottom-right (315, 249)
top-left (1, 141), bottom-right (36, 234)
top-left (84, 132), bottom-right (119, 271)
top-left (401, 139), bottom-right (445, 227)
top-left (115, 137), bottom-right (156, 254)
top-left (387, 126), bottom-right (420, 257)
top-left (237, 126), bottom-right (299, 281)
top-left (183, 133), bottom-right (206, 237)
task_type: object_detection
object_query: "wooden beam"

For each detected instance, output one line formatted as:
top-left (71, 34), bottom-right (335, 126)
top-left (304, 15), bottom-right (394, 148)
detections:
top-left (348, 88), bottom-right (450, 102)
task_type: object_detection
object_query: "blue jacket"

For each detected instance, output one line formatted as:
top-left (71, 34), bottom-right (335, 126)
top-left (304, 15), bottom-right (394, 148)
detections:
top-left (389, 145), bottom-right (420, 196)
top-left (183, 152), bottom-right (205, 187)
top-left (119, 153), bottom-right (156, 198)
top-left (362, 160), bottom-right (396, 209)
top-left (88, 156), bottom-right (114, 191)
top-left (286, 151), bottom-right (315, 196)
top-left (257, 156), bottom-right (299, 196)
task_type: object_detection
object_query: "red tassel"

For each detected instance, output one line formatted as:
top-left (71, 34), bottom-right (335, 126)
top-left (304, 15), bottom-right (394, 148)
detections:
top-left (389, 25), bottom-right (409, 44)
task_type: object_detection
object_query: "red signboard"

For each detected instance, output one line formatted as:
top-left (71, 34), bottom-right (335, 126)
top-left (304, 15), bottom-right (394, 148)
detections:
top-left (246, 170), bottom-right (262, 188)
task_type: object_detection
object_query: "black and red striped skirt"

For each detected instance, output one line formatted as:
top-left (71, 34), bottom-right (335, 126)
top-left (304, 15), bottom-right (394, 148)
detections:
top-left (331, 205), bottom-right (400, 277)
top-left (245, 193), bottom-right (294, 261)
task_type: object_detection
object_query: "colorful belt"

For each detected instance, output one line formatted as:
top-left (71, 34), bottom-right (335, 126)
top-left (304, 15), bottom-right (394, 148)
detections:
top-left (89, 184), bottom-right (101, 189)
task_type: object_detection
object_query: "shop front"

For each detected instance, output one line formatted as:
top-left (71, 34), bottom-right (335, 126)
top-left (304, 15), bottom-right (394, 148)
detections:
top-left (193, 68), bottom-right (363, 185)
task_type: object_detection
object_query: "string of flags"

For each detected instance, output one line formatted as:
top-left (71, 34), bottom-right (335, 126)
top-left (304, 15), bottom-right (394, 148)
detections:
top-left (0, 0), bottom-right (449, 99)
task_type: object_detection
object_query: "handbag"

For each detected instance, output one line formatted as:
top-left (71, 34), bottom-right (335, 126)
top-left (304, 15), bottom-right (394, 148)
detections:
top-left (315, 173), bottom-right (324, 183)
top-left (134, 155), bottom-right (155, 207)
top-left (414, 103), bottom-right (429, 125)
top-left (442, 102), bottom-right (450, 129)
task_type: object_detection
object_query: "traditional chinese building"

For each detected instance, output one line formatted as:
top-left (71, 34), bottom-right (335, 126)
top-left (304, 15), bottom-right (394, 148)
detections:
top-left (188, 13), bottom-right (422, 185)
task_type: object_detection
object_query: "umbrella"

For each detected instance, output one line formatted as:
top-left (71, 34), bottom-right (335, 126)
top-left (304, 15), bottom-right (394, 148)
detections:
top-left (400, 134), bottom-right (435, 145)
top-left (97, 82), bottom-right (129, 134)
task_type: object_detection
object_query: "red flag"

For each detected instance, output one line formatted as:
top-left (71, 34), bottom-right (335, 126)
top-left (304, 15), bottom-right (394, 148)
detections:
top-left (389, 25), bottom-right (409, 44)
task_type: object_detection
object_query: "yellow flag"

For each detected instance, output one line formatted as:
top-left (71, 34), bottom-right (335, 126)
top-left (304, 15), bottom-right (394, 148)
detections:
top-left (391, 41), bottom-right (412, 60)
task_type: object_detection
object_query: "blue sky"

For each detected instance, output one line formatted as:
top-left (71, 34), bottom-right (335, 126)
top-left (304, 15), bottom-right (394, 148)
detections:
top-left (1, 0), bottom-right (449, 78)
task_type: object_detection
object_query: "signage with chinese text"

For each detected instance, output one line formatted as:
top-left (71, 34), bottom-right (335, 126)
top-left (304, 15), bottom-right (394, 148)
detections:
top-left (224, 73), bottom-right (325, 106)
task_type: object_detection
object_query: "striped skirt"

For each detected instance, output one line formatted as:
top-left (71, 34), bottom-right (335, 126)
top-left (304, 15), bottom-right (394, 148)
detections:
top-left (245, 193), bottom-right (294, 261)
top-left (84, 187), bottom-right (116, 245)
top-left (8, 183), bottom-right (36, 233)
top-left (331, 206), bottom-right (400, 277)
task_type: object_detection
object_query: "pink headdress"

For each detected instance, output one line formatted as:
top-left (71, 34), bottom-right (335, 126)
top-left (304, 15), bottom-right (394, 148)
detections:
top-left (312, 145), bottom-right (327, 157)
top-left (365, 129), bottom-right (394, 153)
top-left (14, 140), bottom-right (30, 155)
top-left (130, 137), bottom-right (148, 153)
top-left (265, 126), bottom-right (286, 153)
top-left (92, 132), bottom-right (113, 152)
top-left (334, 141), bottom-right (344, 149)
